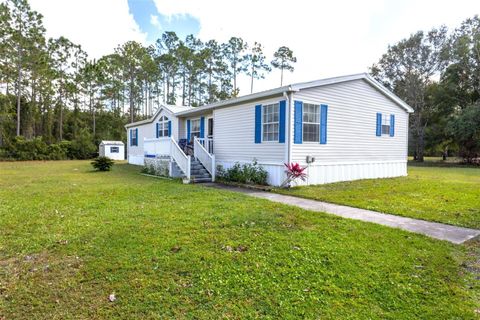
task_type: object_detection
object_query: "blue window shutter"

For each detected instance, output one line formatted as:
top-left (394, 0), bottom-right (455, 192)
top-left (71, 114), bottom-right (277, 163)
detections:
top-left (390, 114), bottom-right (395, 137)
top-left (279, 100), bottom-right (286, 143)
top-left (200, 117), bottom-right (205, 138)
top-left (255, 104), bottom-right (262, 143)
top-left (168, 121), bottom-right (172, 137)
top-left (376, 113), bottom-right (382, 136)
top-left (294, 100), bottom-right (303, 144)
top-left (135, 128), bottom-right (138, 146)
top-left (320, 104), bottom-right (328, 144)
top-left (129, 129), bottom-right (132, 146)
top-left (156, 123), bottom-right (159, 138)
top-left (187, 119), bottom-right (191, 143)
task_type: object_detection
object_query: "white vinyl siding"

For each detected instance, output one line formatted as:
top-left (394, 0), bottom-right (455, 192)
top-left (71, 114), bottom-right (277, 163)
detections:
top-left (214, 96), bottom-right (286, 163)
top-left (179, 113), bottom-right (213, 141)
top-left (127, 108), bottom-right (179, 162)
top-left (290, 79), bottom-right (408, 163)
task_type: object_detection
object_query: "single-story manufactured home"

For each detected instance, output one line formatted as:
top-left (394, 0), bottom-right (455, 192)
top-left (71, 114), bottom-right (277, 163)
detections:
top-left (125, 73), bottom-right (413, 186)
top-left (99, 140), bottom-right (125, 160)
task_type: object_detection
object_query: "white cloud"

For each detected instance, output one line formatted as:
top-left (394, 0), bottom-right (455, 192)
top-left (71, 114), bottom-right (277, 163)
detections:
top-left (28, 0), bottom-right (147, 59)
top-left (22, 0), bottom-right (480, 95)
top-left (150, 14), bottom-right (161, 29)
top-left (152, 0), bottom-right (480, 94)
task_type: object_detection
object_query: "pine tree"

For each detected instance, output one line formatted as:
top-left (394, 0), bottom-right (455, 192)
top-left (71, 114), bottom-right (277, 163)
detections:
top-left (245, 42), bottom-right (271, 93)
top-left (271, 46), bottom-right (297, 86)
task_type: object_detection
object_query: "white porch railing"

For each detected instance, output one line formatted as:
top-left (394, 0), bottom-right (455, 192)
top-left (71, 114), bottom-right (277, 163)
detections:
top-left (144, 137), bottom-right (190, 180)
top-left (197, 138), bottom-right (214, 154)
top-left (144, 137), bottom-right (170, 157)
top-left (194, 136), bottom-right (215, 181)
top-left (170, 136), bottom-right (190, 180)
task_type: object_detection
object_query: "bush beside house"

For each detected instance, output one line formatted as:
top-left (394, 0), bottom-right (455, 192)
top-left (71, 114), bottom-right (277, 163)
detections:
top-left (217, 160), bottom-right (268, 185)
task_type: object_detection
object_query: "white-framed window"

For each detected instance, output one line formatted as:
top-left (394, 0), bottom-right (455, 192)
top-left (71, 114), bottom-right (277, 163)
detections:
top-left (262, 103), bottom-right (279, 142)
top-left (131, 129), bottom-right (137, 146)
top-left (157, 115), bottom-right (169, 137)
top-left (382, 114), bottom-right (391, 135)
top-left (110, 146), bottom-right (119, 153)
top-left (303, 103), bottom-right (320, 142)
top-left (190, 118), bottom-right (201, 141)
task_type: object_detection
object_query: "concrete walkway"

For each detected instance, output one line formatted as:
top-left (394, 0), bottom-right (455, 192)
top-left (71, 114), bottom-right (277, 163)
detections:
top-left (204, 183), bottom-right (480, 244)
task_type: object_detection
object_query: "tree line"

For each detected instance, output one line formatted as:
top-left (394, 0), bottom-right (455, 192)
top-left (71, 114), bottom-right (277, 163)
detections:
top-left (0, 0), bottom-right (297, 159)
top-left (371, 16), bottom-right (480, 163)
top-left (1, 0), bottom-right (478, 163)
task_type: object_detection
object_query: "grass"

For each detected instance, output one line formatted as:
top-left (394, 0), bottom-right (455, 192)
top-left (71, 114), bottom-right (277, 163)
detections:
top-left (275, 166), bottom-right (480, 229)
top-left (0, 161), bottom-right (479, 319)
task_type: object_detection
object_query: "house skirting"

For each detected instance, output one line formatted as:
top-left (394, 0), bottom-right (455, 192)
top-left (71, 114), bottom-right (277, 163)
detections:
top-left (217, 159), bottom-right (407, 187)
top-left (216, 161), bottom-right (286, 186)
top-left (128, 155), bottom-right (144, 165)
top-left (296, 160), bottom-right (407, 186)
top-left (132, 156), bottom-right (407, 187)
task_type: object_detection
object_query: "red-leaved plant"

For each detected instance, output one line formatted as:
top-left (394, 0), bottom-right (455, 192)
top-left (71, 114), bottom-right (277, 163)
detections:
top-left (282, 162), bottom-right (307, 187)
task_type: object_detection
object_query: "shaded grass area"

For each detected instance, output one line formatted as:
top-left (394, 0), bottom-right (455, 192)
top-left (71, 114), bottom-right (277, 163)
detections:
top-left (275, 166), bottom-right (480, 229)
top-left (408, 156), bottom-right (479, 168)
top-left (0, 161), bottom-right (478, 319)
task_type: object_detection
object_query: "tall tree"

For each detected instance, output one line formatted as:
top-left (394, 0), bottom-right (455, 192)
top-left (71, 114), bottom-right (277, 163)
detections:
top-left (444, 16), bottom-right (480, 107)
top-left (156, 32), bottom-right (180, 105)
top-left (245, 42), bottom-right (271, 93)
top-left (371, 27), bottom-right (449, 161)
top-left (271, 46), bottom-right (297, 85)
top-left (224, 37), bottom-right (247, 96)
top-left (48, 36), bottom-right (81, 140)
top-left (80, 59), bottom-right (102, 136)
top-left (115, 41), bottom-right (150, 123)
top-left (203, 39), bottom-right (230, 103)
top-left (2, 0), bottom-right (45, 136)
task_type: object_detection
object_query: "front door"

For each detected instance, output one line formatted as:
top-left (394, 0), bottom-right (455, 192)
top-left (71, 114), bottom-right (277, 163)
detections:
top-left (207, 117), bottom-right (213, 154)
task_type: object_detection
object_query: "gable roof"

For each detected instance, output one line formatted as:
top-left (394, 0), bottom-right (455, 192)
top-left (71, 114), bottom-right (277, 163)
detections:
top-left (290, 73), bottom-right (414, 113)
top-left (173, 73), bottom-right (413, 116)
top-left (125, 73), bottom-right (413, 129)
top-left (125, 104), bottom-right (194, 128)
top-left (100, 140), bottom-right (124, 145)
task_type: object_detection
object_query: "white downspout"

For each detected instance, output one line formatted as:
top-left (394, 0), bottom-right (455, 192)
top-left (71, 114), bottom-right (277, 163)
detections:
top-left (283, 89), bottom-right (293, 165)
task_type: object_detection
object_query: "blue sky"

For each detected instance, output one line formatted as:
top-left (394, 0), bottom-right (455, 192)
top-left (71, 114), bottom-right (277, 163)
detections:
top-left (127, 0), bottom-right (200, 43)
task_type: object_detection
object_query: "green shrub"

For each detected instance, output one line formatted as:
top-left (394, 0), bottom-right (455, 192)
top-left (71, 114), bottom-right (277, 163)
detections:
top-left (217, 159), bottom-right (268, 185)
top-left (68, 129), bottom-right (97, 159)
top-left (447, 102), bottom-right (480, 163)
top-left (47, 142), bottom-right (69, 160)
top-left (91, 156), bottom-right (114, 171)
top-left (0, 136), bottom-right (72, 160)
top-left (4, 136), bottom-right (48, 160)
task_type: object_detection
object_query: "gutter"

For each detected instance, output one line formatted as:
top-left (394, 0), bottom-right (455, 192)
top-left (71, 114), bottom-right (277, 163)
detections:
top-left (175, 85), bottom-right (296, 117)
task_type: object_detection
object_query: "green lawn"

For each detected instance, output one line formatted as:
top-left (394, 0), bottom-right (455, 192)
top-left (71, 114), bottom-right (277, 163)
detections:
top-left (275, 166), bottom-right (480, 229)
top-left (0, 161), bottom-right (478, 319)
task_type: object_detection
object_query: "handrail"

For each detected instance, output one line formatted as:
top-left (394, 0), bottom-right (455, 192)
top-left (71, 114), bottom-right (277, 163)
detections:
top-left (197, 138), bottom-right (214, 154)
top-left (194, 136), bottom-right (215, 181)
top-left (170, 136), bottom-right (190, 180)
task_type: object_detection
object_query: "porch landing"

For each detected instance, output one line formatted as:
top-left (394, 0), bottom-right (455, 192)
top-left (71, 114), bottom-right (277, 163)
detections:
top-left (203, 183), bottom-right (480, 244)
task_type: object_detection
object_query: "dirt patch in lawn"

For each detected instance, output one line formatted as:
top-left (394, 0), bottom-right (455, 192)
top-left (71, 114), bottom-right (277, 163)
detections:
top-left (0, 251), bottom-right (111, 319)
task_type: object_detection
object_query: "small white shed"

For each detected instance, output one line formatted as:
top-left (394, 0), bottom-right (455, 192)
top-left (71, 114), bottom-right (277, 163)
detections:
top-left (99, 141), bottom-right (125, 160)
